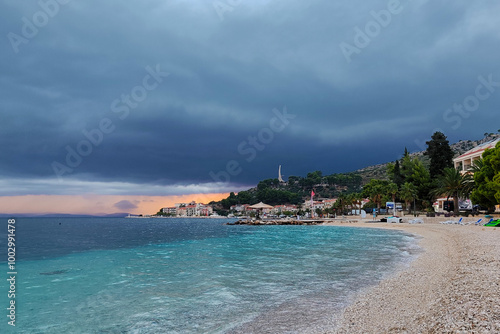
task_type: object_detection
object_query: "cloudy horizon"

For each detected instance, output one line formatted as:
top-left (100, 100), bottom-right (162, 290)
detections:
top-left (2, 0), bottom-right (500, 214)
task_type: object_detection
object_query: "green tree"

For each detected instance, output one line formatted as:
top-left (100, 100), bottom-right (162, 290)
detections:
top-left (433, 168), bottom-right (474, 214)
top-left (411, 158), bottom-right (432, 207)
top-left (400, 182), bottom-right (418, 214)
top-left (334, 194), bottom-right (347, 215)
top-left (398, 154), bottom-right (432, 210)
top-left (387, 182), bottom-right (398, 202)
top-left (302, 171), bottom-right (323, 189)
top-left (236, 190), bottom-right (254, 204)
top-left (315, 208), bottom-right (323, 217)
top-left (362, 179), bottom-right (389, 211)
top-left (426, 131), bottom-right (454, 179)
top-left (349, 192), bottom-right (363, 213)
top-left (323, 206), bottom-right (335, 217)
top-left (387, 160), bottom-right (404, 187)
top-left (470, 142), bottom-right (500, 211)
top-left (470, 158), bottom-right (484, 173)
top-left (401, 153), bottom-right (416, 182)
top-left (386, 182), bottom-right (398, 214)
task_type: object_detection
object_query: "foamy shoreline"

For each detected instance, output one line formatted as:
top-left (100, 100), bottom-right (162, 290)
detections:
top-left (321, 216), bottom-right (500, 333)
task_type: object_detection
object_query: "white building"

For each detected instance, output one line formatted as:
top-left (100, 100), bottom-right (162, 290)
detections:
top-left (272, 205), bottom-right (298, 215)
top-left (161, 207), bottom-right (177, 215)
top-left (322, 199), bottom-right (337, 208)
top-left (304, 200), bottom-right (325, 211)
top-left (452, 138), bottom-right (500, 212)
top-left (169, 202), bottom-right (213, 217)
top-left (230, 204), bottom-right (250, 213)
top-left (453, 138), bottom-right (500, 173)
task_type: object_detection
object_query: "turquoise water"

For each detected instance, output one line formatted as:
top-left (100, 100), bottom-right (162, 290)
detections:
top-left (0, 218), bottom-right (419, 333)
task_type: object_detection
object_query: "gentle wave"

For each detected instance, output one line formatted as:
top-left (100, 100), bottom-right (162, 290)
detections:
top-left (1, 218), bottom-right (419, 333)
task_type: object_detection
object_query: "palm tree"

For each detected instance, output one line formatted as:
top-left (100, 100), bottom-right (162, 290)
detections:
top-left (337, 194), bottom-right (346, 215)
top-left (386, 182), bottom-right (398, 214)
top-left (351, 192), bottom-right (363, 214)
top-left (432, 167), bottom-right (474, 214)
top-left (469, 158), bottom-right (484, 173)
top-left (400, 182), bottom-right (417, 214)
top-left (362, 180), bottom-right (387, 212)
top-left (370, 186), bottom-right (385, 212)
top-left (346, 193), bottom-right (356, 213)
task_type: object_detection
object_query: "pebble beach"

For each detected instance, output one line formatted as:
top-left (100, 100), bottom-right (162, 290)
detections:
top-left (322, 216), bottom-right (500, 333)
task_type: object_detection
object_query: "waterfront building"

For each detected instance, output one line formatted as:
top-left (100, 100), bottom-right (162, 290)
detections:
top-left (453, 138), bottom-right (500, 173)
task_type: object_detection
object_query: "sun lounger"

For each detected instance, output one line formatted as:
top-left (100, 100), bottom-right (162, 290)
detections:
top-left (465, 218), bottom-right (482, 225)
top-left (484, 219), bottom-right (500, 227)
top-left (409, 218), bottom-right (423, 224)
top-left (387, 217), bottom-right (402, 223)
top-left (440, 217), bottom-right (463, 225)
top-left (482, 218), bottom-right (493, 225)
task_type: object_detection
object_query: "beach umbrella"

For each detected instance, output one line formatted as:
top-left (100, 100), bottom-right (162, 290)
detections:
top-left (249, 202), bottom-right (274, 216)
top-left (248, 202), bottom-right (274, 210)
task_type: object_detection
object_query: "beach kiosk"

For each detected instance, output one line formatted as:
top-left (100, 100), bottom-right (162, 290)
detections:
top-left (248, 202), bottom-right (274, 218)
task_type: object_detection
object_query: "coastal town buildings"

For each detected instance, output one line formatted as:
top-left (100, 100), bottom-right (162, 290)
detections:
top-left (304, 200), bottom-right (325, 211)
top-left (161, 207), bottom-right (177, 215)
top-left (271, 205), bottom-right (298, 215)
top-left (322, 199), bottom-right (338, 208)
top-left (162, 201), bottom-right (214, 217)
top-left (229, 204), bottom-right (250, 213)
top-left (433, 197), bottom-right (472, 213)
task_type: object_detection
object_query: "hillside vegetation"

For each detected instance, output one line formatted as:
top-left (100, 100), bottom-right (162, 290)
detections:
top-left (354, 133), bottom-right (500, 183)
top-left (213, 133), bottom-right (500, 211)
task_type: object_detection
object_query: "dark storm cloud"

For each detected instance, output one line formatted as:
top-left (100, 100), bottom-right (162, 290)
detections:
top-left (1, 0), bottom-right (500, 196)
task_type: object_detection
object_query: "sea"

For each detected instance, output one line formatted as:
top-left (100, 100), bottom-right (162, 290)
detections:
top-left (0, 217), bottom-right (420, 334)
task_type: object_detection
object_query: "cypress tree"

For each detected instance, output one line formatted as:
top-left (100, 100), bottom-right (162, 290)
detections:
top-left (393, 160), bottom-right (404, 187)
top-left (426, 131), bottom-right (454, 179)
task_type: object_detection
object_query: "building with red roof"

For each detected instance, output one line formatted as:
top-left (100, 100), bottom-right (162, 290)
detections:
top-left (453, 138), bottom-right (500, 173)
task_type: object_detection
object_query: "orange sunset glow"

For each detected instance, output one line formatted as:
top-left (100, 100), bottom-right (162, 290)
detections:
top-left (0, 193), bottom-right (230, 216)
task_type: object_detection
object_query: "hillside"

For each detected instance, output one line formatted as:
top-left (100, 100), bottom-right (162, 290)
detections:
top-left (213, 133), bottom-right (500, 211)
top-left (353, 133), bottom-right (500, 184)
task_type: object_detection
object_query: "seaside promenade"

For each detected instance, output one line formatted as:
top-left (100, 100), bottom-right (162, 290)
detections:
top-left (321, 216), bottom-right (500, 333)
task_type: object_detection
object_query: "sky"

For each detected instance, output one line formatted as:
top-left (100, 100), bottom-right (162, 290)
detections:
top-left (1, 0), bottom-right (500, 215)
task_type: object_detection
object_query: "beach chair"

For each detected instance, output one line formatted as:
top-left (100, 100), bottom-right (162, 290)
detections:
top-left (483, 218), bottom-right (495, 226)
top-left (465, 218), bottom-right (482, 225)
top-left (409, 218), bottom-right (423, 224)
top-left (440, 217), bottom-right (463, 225)
top-left (439, 218), bottom-right (453, 224)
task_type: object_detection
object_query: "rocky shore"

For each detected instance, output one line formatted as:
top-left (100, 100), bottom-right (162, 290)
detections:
top-left (228, 217), bottom-right (363, 226)
top-left (229, 219), bottom-right (322, 225)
